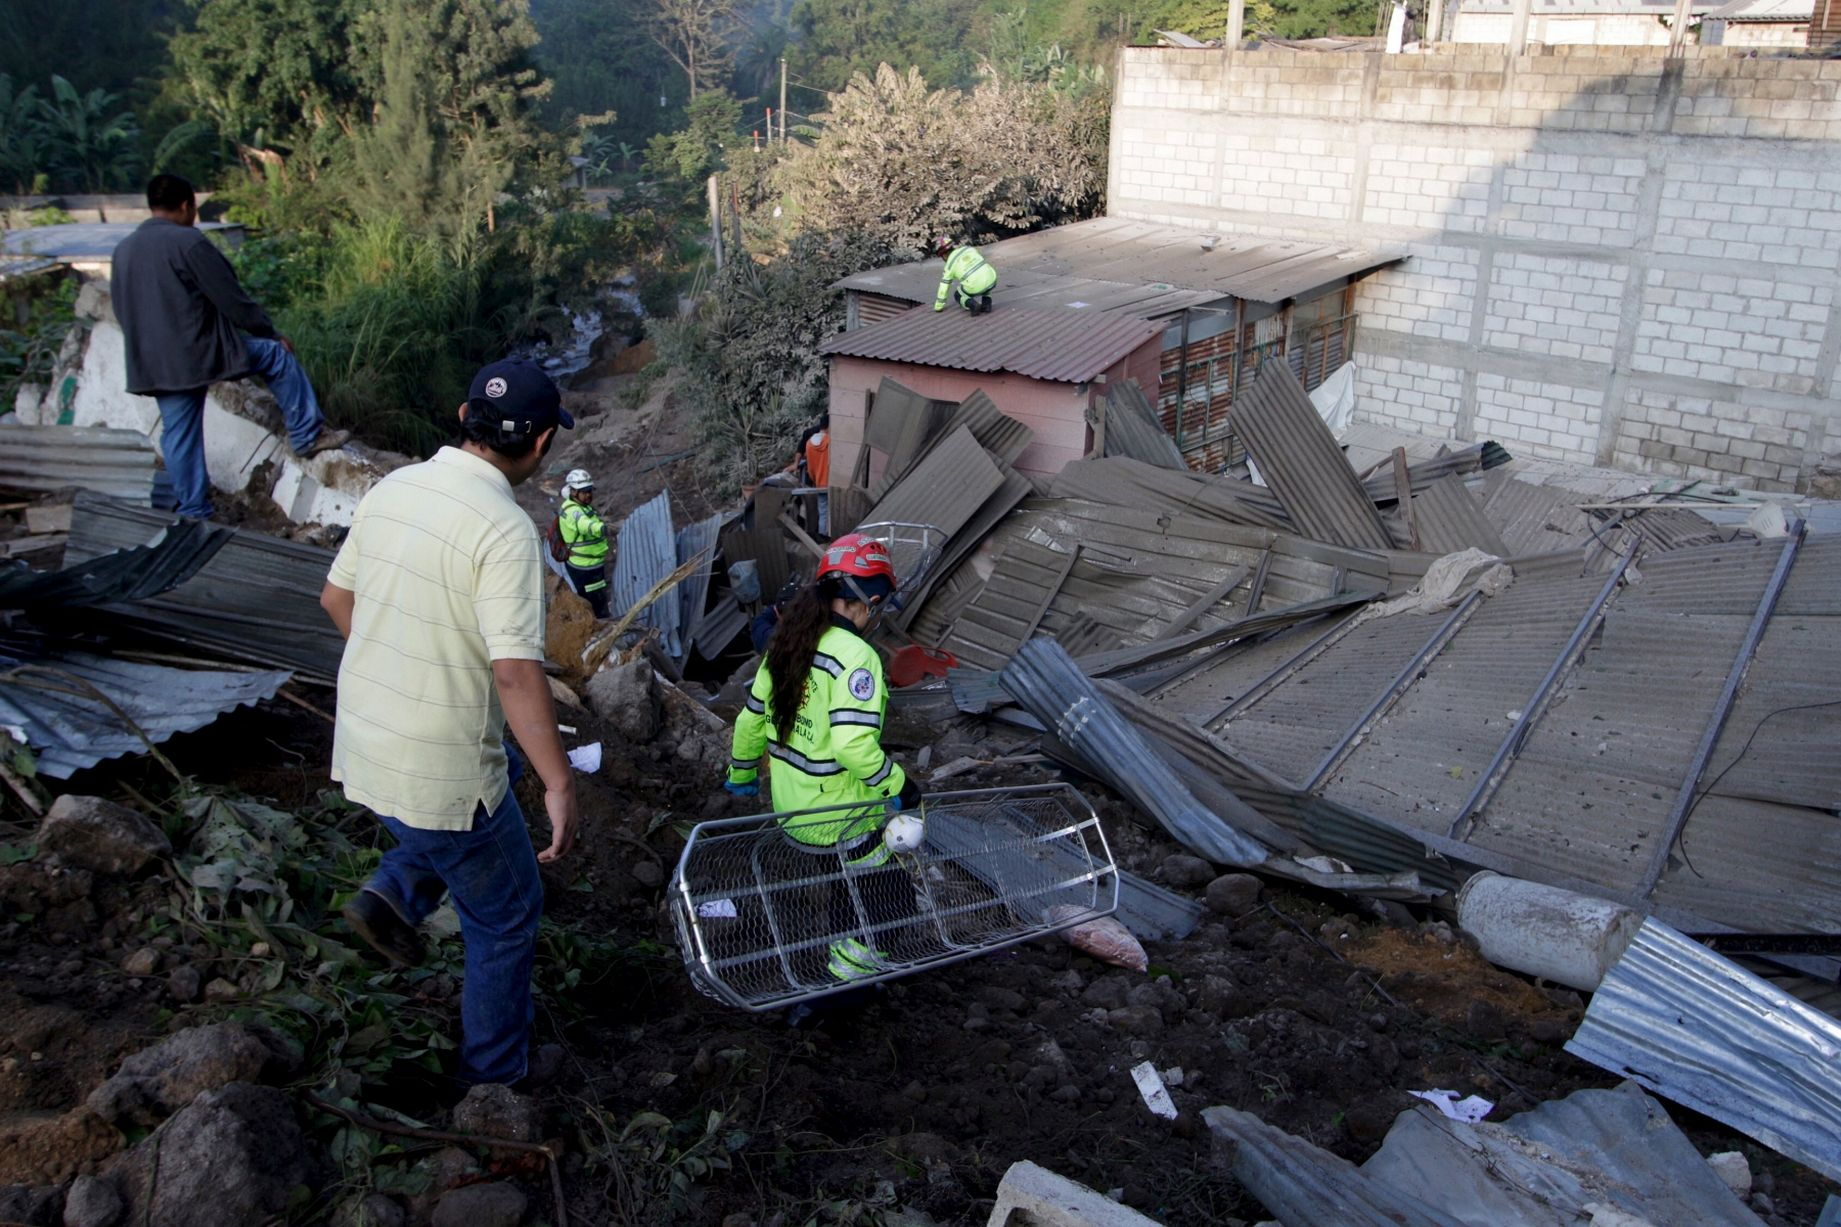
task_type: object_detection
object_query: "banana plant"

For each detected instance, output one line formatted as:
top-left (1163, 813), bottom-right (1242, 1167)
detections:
top-left (37, 74), bottom-right (139, 192)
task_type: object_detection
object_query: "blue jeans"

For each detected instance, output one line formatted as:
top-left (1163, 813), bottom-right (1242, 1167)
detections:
top-left (362, 761), bottom-right (543, 1087)
top-left (154, 336), bottom-right (325, 519)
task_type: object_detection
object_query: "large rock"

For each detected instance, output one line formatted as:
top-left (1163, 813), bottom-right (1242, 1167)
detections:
top-left (1204, 873), bottom-right (1263, 916)
top-left (450, 1083), bottom-right (542, 1144)
top-left (430, 1182), bottom-right (528, 1227)
top-left (1161, 854), bottom-right (1214, 889)
top-left (0, 1183), bottom-right (62, 1226)
top-left (87, 1023), bottom-right (293, 1127)
top-left (35, 797), bottom-right (170, 876)
top-left (585, 658), bottom-right (661, 743)
top-left (61, 1174), bottom-right (123, 1227)
top-left (108, 1083), bottom-right (310, 1227)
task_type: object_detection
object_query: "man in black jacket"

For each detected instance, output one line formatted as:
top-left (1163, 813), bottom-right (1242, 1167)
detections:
top-left (110, 174), bottom-right (349, 520)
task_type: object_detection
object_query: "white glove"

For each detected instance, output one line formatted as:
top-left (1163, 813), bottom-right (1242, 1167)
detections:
top-left (883, 813), bottom-right (926, 853)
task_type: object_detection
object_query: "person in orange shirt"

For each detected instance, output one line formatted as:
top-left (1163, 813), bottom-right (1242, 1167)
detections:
top-left (799, 415), bottom-right (831, 534)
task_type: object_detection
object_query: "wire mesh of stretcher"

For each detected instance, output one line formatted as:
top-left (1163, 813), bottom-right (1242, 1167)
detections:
top-left (669, 784), bottom-right (1120, 1011)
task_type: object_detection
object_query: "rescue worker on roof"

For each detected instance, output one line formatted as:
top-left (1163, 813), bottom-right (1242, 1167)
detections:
top-left (933, 236), bottom-right (996, 315)
top-left (725, 533), bottom-right (923, 982)
top-left (559, 468), bottom-right (611, 619)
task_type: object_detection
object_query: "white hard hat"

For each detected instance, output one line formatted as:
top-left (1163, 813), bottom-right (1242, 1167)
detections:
top-left (565, 468), bottom-right (594, 490)
top-left (883, 813), bottom-right (925, 854)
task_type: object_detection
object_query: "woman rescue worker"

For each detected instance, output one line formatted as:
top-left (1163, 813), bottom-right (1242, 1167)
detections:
top-left (724, 533), bottom-right (923, 983)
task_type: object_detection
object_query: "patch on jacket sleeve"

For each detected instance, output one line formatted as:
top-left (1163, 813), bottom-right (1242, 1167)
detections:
top-left (847, 667), bottom-right (877, 702)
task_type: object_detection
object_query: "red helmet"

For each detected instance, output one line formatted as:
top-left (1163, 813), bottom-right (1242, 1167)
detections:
top-left (819, 533), bottom-right (897, 588)
top-left (932, 234), bottom-right (954, 255)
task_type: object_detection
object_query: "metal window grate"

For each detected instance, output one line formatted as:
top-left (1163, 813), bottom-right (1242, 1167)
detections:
top-left (669, 784), bottom-right (1119, 1012)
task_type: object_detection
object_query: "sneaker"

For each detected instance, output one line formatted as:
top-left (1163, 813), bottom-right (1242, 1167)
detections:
top-left (342, 888), bottom-right (427, 968)
top-left (298, 427), bottom-right (353, 457)
top-left (826, 937), bottom-right (890, 982)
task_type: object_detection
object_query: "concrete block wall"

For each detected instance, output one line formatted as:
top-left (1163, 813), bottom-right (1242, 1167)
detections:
top-left (1109, 46), bottom-right (1841, 491)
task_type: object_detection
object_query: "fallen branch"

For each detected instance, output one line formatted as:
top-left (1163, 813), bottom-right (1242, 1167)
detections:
top-left (581, 549), bottom-right (711, 677)
top-left (276, 688), bottom-right (336, 725)
top-left (303, 1091), bottom-right (568, 1227)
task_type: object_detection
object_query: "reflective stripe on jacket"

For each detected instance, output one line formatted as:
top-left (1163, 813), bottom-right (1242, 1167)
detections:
top-left (560, 499), bottom-right (608, 568)
top-left (934, 246), bottom-right (996, 308)
top-left (728, 620), bottom-right (906, 845)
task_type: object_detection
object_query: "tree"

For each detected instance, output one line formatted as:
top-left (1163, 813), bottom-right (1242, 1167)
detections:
top-left (774, 63), bottom-right (1105, 253)
top-left (643, 91), bottom-right (743, 182)
top-left (0, 75), bottom-right (50, 193)
top-left (788, 0), bottom-right (983, 91)
top-left (348, 0), bottom-right (559, 236)
top-left (168, 0), bottom-right (367, 178)
top-left (38, 75), bottom-right (140, 191)
top-left (649, 0), bottom-right (742, 98)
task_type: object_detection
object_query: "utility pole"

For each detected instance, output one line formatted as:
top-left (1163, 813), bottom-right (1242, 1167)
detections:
top-left (1226, 0), bottom-right (1246, 45)
top-left (707, 174), bottom-right (724, 270)
top-left (779, 57), bottom-right (789, 143)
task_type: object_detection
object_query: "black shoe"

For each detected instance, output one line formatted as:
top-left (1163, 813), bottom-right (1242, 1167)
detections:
top-left (977, 295), bottom-right (992, 314)
top-left (513, 1043), bottom-right (568, 1092)
top-left (342, 889), bottom-right (427, 968)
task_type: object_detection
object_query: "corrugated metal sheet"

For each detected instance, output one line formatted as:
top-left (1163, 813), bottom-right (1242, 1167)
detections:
top-left (1000, 637), bottom-right (1270, 867)
top-left (612, 489), bottom-right (682, 659)
top-left (1567, 919), bottom-right (1841, 1184)
top-left (1482, 476), bottom-right (1597, 556)
top-left (0, 645), bottom-right (289, 778)
top-left (833, 217), bottom-right (1402, 309)
top-left (0, 221), bottom-right (242, 262)
top-left (62, 492), bottom-right (345, 681)
top-left (863, 426), bottom-right (1005, 547)
top-left (1152, 534), bottom-right (1841, 938)
top-left (1100, 379), bottom-right (1186, 470)
top-left (1232, 364), bottom-right (1393, 550)
top-left (0, 424), bottom-right (158, 504)
top-left (1215, 1082), bottom-right (1767, 1227)
top-left (0, 519), bottom-right (227, 609)
top-left (941, 539), bottom-right (1078, 671)
top-left (675, 512), bottom-right (724, 654)
top-left (896, 468), bottom-right (1033, 633)
top-left (690, 593), bottom-right (747, 661)
top-left (941, 390), bottom-right (1033, 468)
top-left (1049, 457), bottom-right (1290, 529)
top-left (1409, 475), bottom-right (1509, 556)
top-left (843, 271), bottom-right (1221, 320)
top-left (818, 305), bottom-right (1163, 386)
top-left (866, 378), bottom-right (953, 496)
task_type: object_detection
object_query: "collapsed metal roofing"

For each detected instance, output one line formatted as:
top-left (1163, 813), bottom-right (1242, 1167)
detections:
top-left (818, 305), bottom-right (1164, 385)
top-left (0, 518), bottom-right (228, 610)
top-left (0, 424), bottom-right (158, 505)
top-left (1568, 919), bottom-right (1841, 1184)
top-left (0, 644), bottom-right (289, 778)
top-left (0, 220), bottom-right (245, 268)
top-left (62, 492), bottom-right (345, 682)
top-left (1208, 1080), bottom-right (1769, 1226)
top-left (834, 217), bottom-right (1402, 311)
top-left (1138, 528), bottom-right (1839, 936)
top-left (1704, 0), bottom-right (1811, 18)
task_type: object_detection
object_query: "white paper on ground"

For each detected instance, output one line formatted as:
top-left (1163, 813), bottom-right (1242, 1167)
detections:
top-left (1408, 1089), bottom-right (1494, 1123)
top-left (567, 742), bottom-right (602, 773)
top-left (1131, 1060), bottom-right (1178, 1119)
top-left (696, 899), bottom-right (739, 919)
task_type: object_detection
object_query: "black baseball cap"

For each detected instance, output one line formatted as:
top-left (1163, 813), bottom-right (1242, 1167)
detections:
top-left (467, 359), bottom-right (573, 441)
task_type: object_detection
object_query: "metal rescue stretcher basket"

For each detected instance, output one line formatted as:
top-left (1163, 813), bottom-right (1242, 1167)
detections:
top-left (668, 783), bottom-right (1120, 1011)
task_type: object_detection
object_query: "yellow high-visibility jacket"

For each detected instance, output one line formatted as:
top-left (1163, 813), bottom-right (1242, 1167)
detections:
top-left (934, 246), bottom-right (997, 310)
top-left (728, 619), bottom-right (907, 847)
top-left (560, 499), bottom-right (609, 570)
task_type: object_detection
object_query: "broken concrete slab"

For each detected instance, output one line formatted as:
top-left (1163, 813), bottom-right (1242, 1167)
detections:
top-left (986, 1160), bottom-right (1162, 1227)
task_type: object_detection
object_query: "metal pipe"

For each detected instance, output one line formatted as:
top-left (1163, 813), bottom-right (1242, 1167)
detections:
top-left (1633, 523), bottom-right (1805, 900)
top-left (1447, 543), bottom-right (1639, 839)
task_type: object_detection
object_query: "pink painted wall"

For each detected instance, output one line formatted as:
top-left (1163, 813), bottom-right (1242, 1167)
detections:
top-left (828, 335), bottom-right (1164, 483)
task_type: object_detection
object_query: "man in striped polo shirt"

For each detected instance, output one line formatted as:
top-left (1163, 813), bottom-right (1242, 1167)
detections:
top-left (319, 358), bottom-right (578, 1090)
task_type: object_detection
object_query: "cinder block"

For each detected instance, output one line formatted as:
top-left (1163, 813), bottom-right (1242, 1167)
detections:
top-left (987, 1162), bottom-right (1164, 1227)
